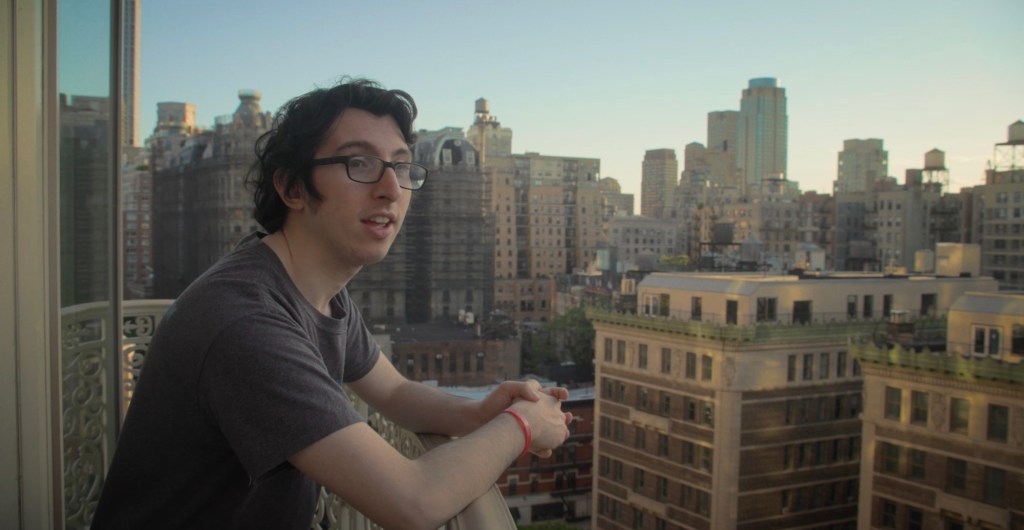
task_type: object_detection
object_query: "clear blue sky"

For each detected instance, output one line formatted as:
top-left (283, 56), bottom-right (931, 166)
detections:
top-left (132, 0), bottom-right (1023, 199)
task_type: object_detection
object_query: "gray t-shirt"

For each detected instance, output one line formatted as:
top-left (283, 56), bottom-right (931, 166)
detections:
top-left (92, 233), bottom-right (381, 529)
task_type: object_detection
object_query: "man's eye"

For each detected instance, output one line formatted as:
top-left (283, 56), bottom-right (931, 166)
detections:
top-left (348, 157), bottom-right (370, 169)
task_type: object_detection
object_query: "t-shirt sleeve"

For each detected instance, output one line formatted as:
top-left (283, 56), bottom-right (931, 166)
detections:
top-left (338, 289), bottom-right (381, 383)
top-left (198, 313), bottom-right (364, 481)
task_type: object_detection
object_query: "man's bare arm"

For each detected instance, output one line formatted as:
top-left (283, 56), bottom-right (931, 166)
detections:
top-left (289, 372), bottom-right (569, 529)
top-left (349, 355), bottom-right (568, 437)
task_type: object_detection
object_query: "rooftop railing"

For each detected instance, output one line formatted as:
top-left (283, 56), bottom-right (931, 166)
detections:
top-left (852, 341), bottom-right (1024, 386)
top-left (60, 299), bottom-right (514, 530)
top-left (585, 307), bottom-right (896, 343)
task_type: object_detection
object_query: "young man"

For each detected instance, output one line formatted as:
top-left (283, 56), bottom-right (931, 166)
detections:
top-left (91, 79), bottom-right (572, 529)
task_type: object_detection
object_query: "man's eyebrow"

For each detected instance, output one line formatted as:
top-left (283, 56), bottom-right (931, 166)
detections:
top-left (332, 141), bottom-right (412, 157)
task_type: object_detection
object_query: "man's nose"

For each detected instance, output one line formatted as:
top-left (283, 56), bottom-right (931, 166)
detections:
top-left (373, 167), bottom-right (403, 200)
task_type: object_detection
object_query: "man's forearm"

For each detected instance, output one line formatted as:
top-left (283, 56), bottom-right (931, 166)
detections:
top-left (371, 379), bottom-right (485, 436)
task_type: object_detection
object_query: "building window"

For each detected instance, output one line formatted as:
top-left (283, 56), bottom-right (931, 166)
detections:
top-left (657, 434), bottom-right (669, 457)
top-left (847, 295), bottom-right (857, 319)
top-left (756, 297), bottom-right (777, 322)
top-left (950, 398), bottom-right (969, 435)
top-left (920, 293), bottom-right (937, 316)
top-left (638, 344), bottom-right (648, 369)
top-left (635, 427), bottom-right (646, 450)
top-left (973, 326), bottom-right (1001, 355)
top-left (984, 467), bottom-right (1005, 504)
top-left (884, 386), bottom-right (902, 420)
top-left (617, 340), bottom-right (626, 364)
top-left (987, 404), bottom-right (1009, 442)
top-left (881, 443), bottom-right (900, 474)
top-left (819, 353), bottom-right (830, 379)
top-left (787, 354), bottom-right (797, 382)
top-left (661, 348), bottom-right (671, 374)
top-left (1013, 324), bottom-right (1024, 355)
top-left (696, 490), bottom-right (710, 516)
top-left (634, 468), bottom-right (645, 491)
top-left (604, 338), bottom-right (613, 362)
top-left (691, 296), bottom-right (702, 321)
top-left (700, 446), bottom-right (712, 471)
top-left (701, 355), bottom-right (712, 381)
top-left (909, 449), bottom-right (926, 479)
top-left (476, 351), bottom-right (484, 372)
top-left (803, 354), bottom-right (814, 381)
top-left (656, 476), bottom-right (668, 501)
top-left (910, 391), bottom-right (928, 426)
top-left (946, 458), bottom-right (967, 493)
top-left (727, 300), bottom-right (738, 325)
top-left (685, 352), bottom-right (697, 379)
top-left (908, 508), bottom-right (923, 530)
top-left (660, 393), bottom-right (671, 416)
top-left (793, 300), bottom-right (812, 324)
top-left (883, 294), bottom-right (893, 317)
top-left (863, 295), bottom-right (874, 319)
top-left (837, 351), bottom-right (847, 377)
top-left (637, 387), bottom-right (649, 411)
top-left (881, 500), bottom-right (897, 528)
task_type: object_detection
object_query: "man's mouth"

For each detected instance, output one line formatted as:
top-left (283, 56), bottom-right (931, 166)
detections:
top-left (366, 215), bottom-right (392, 227)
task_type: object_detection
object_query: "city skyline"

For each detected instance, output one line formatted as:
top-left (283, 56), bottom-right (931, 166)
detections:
top-left (63, 0), bottom-right (1023, 199)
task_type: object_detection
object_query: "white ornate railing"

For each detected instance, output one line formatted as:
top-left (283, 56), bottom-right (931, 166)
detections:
top-left (60, 299), bottom-right (515, 530)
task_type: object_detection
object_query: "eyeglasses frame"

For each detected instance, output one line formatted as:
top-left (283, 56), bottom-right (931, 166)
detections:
top-left (309, 155), bottom-right (429, 190)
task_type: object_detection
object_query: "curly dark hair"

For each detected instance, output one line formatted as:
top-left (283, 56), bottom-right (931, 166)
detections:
top-left (248, 78), bottom-right (418, 233)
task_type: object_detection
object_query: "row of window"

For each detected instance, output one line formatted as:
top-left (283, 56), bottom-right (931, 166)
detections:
top-left (602, 339), bottom-right (714, 380)
top-left (394, 351), bottom-right (485, 376)
top-left (786, 352), bottom-right (861, 382)
top-left (781, 479), bottom-right (858, 514)
top-left (883, 387), bottom-right (1010, 442)
top-left (785, 393), bottom-right (862, 425)
top-left (878, 441), bottom-right (1008, 505)
top-left (600, 381), bottom-right (715, 427)
top-left (782, 437), bottom-right (861, 469)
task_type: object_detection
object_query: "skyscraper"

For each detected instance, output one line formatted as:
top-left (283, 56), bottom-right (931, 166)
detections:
top-left (737, 78), bottom-right (787, 191)
top-left (835, 138), bottom-right (887, 194)
top-left (641, 148), bottom-right (678, 219)
top-left (121, 0), bottom-right (141, 147)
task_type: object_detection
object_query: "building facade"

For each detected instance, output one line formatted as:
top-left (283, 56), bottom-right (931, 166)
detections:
top-left (854, 291), bottom-right (1023, 529)
top-left (975, 121), bottom-right (1024, 290)
top-left (836, 139), bottom-right (888, 194)
top-left (150, 91), bottom-right (269, 298)
top-left (589, 269), bottom-right (997, 530)
top-left (641, 148), bottom-right (678, 220)
top-left (737, 78), bottom-right (788, 191)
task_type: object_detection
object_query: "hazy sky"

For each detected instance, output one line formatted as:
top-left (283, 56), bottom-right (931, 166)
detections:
top-left (132, 0), bottom-right (1023, 199)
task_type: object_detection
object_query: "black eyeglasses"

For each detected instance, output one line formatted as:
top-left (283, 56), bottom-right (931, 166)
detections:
top-left (310, 155), bottom-right (428, 190)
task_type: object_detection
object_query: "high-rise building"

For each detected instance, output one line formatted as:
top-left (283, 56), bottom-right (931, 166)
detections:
top-left (835, 139), bottom-right (887, 194)
top-left (151, 91), bottom-right (269, 298)
top-left (121, 0), bottom-right (141, 147)
top-left (402, 127), bottom-right (492, 323)
top-left (737, 78), bottom-right (787, 191)
top-left (707, 110), bottom-right (740, 187)
top-left (59, 94), bottom-right (114, 306)
top-left (854, 290), bottom-right (1023, 529)
top-left (868, 169), bottom-right (942, 270)
top-left (641, 148), bottom-right (678, 220)
top-left (599, 177), bottom-right (635, 217)
top-left (589, 267), bottom-right (997, 529)
top-left (974, 120), bottom-right (1024, 290)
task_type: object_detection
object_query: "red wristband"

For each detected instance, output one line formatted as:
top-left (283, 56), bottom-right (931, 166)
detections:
top-left (502, 408), bottom-right (531, 459)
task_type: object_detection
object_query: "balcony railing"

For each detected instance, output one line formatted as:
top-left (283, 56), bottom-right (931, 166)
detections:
top-left (60, 299), bottom-right (514, 530)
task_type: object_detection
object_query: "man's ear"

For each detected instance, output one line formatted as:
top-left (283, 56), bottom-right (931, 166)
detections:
top-left (273, 169), bottom-right (306, 210)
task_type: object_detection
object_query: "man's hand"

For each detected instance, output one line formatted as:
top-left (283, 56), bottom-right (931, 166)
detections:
top-left (474, 379), bottom-right (572, 458)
